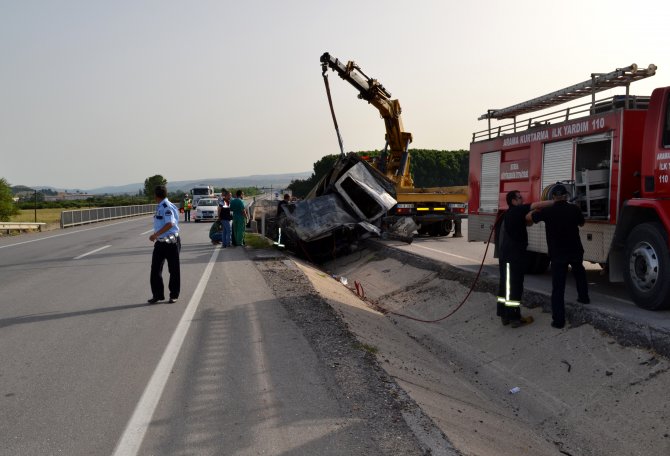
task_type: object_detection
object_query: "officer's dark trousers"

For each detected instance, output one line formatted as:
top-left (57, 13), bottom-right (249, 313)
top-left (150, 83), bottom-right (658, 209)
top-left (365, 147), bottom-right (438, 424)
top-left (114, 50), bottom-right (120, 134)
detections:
top-left (550, 253), bottom-right (588, 325)
top-left (150, 240), bottom-right (181, 300)
top-left (497, 256), bottom-right (525, 321)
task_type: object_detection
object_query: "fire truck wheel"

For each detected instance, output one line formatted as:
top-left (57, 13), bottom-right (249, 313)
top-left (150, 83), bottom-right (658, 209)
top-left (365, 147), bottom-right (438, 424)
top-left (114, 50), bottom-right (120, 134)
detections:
top-left (624, 222), bottom-right (670, 310)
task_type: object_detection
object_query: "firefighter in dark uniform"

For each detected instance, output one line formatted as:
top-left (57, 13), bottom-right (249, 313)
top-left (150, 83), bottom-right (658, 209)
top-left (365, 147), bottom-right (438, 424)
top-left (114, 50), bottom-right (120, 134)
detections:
top-left (497, 190), bottom-right (553, 327)
top-left (148, 185), bottom-right (181, 304)
top-left (530, 184), bottom-right (589, 328)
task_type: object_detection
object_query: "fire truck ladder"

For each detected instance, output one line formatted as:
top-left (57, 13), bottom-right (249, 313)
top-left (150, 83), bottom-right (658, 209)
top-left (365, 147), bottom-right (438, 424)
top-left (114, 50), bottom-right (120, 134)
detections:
top-left (479, 63), bottom-right (656, 121)
top-left (474, 63), bottom-right (657, 141)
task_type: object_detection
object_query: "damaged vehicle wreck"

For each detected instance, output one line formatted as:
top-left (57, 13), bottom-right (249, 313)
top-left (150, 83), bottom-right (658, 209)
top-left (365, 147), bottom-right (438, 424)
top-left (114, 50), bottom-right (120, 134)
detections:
top-left (277, 153), bottom-right (417, 263)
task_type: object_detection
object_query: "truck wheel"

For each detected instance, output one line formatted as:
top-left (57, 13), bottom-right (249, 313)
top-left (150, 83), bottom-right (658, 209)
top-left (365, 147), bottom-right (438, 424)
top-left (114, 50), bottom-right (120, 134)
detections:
top-left (438, 220), bottom-right (453, 236)
top-left (624, 222), bottom-right (670, 310)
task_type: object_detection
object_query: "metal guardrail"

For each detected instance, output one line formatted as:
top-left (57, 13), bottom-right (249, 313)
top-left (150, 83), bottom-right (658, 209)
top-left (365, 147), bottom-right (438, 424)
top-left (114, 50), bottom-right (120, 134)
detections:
top-left (0, 222), bottom-right (47, 232)
top-left (60, 204), bottom-right (157, 228)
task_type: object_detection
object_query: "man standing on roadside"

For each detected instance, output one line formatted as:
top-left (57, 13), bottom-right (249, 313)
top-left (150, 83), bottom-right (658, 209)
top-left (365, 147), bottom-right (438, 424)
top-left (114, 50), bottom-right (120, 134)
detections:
top-left (218, 191), bottom-right (233, 248)
top-left (497, 190), bottom-right (553, 328)
top-left (277, 193), bottom-right (290, 217)
top-left (530, 184), bottom-right (589, 329)
top-left (148, 185), bottom-right (180, 304)
top-left (230, 190), bottom-right (248, 247)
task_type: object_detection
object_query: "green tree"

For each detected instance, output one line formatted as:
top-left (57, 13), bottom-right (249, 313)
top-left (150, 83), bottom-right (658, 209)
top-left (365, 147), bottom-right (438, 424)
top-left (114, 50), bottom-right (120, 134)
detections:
top-left (289, 150), bottom-right (469, 198)
top-left (287, 154), bottom-right (341, 198)
top-left (0, 178), bottom-right (20, 221)
top-left (143, 175), bottom-right (167, 200)
top-left (312, 154), bottom-right (340, 178)
top-left (410, 149), bottom-right (469, 187)
top-left (286, 178), bottom-right (312, 198)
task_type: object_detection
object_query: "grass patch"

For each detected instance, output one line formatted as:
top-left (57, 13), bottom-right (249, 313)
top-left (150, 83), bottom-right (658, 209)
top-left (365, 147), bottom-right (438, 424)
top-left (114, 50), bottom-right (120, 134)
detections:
top-left (353, 342), bottom-right (379, 355)
top-left (10, 209), bottom-right (63, 224)
top-left (245, 232), bottom-right (275, 249)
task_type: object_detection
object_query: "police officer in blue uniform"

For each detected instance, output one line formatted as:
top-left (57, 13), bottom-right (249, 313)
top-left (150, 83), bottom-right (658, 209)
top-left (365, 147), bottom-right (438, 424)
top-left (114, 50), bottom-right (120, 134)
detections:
top-left (148, 185), bottom-right (181, 304)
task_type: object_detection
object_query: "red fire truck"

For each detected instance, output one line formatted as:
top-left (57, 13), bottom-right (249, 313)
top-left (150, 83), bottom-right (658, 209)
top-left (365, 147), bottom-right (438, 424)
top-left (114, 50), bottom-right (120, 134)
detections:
top-left (467, 63), bottom-right (670, 310)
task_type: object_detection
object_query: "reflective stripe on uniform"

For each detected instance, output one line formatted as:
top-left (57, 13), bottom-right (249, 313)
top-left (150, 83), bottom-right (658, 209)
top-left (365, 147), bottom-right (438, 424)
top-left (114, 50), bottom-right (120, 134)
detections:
top-left (505, 262), bottom-right (511, 302)
top-left (503, 262), bottom-right (520, 308)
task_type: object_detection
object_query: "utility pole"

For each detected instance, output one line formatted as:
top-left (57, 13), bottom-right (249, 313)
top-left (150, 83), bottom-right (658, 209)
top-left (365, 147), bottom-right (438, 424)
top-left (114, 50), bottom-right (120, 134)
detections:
top-left (34, 189), bottom-right (37, 223)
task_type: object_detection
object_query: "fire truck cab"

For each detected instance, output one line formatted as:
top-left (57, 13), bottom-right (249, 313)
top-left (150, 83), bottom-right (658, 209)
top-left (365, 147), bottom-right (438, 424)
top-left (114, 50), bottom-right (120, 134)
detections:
top-left (468, 63), bottom-right (670, 310)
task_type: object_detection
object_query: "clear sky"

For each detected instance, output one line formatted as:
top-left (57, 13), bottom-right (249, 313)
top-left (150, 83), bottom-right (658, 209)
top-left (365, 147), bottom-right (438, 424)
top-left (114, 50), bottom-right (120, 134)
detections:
top-left (1, 0), bottom-right (668, 189)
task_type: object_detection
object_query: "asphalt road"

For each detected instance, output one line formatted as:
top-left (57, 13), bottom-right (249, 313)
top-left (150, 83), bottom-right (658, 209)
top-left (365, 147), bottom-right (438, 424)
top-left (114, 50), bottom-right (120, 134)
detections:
top-left (0, 217), bottom-right (383, 455)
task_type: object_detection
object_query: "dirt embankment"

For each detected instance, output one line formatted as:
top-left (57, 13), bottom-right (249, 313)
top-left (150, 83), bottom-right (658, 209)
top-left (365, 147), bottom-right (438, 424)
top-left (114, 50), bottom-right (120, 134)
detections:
top-left (255, 258), bottom-right (458, 456)
top-left (258, 248), bottom-right (670, 456)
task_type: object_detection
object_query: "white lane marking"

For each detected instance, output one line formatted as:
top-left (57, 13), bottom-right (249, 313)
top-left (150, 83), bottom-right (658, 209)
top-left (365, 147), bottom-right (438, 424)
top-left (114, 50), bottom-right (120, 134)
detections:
top-left (140, 229), bottom-right (153, 236)
top-left (0, 218), bottom-right (151, 250)
top-left (73, 245), bottom-right (111, 260)
top-left (112, 247), bottom-right (221, 456)
top-left (413, 244), bottom-right (488, 264)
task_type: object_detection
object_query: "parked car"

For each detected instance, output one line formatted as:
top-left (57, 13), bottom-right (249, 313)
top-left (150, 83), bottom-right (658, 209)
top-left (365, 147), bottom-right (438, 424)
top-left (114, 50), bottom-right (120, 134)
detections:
top-left (194, 198), bottom-right (218, 222)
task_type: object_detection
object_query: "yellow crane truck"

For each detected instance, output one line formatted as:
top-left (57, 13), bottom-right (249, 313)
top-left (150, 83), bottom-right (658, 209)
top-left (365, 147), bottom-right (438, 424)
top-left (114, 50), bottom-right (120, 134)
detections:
top-left (320, 52), bottom-right (467, 237)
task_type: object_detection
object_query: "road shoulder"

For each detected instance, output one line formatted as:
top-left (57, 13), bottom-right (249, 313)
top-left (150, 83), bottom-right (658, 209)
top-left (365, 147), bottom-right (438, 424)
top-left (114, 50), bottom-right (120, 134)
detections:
top-left (255, 256), bottom-right (457, 455)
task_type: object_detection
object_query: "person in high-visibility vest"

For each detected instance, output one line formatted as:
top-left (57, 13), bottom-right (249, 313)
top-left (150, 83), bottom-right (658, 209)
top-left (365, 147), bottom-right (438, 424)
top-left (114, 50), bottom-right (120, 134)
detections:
top-left (182, 195), bottom-right (193, 222)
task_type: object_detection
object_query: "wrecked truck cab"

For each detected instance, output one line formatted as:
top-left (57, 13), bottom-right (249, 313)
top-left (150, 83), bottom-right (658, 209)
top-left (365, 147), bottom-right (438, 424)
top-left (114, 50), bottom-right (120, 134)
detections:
top-left (278, 154), bottom-right (411, 263)
top-left (278, 194), bottom-right (373, 262)
top-left (334, 162), bottom-right (398, 221)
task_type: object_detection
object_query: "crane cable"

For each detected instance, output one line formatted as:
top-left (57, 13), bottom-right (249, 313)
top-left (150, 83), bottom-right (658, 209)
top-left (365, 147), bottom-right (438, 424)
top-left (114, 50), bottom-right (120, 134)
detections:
top-left (322, 64), bottom-right (345, 157)
top-left (346, 214), bottom-right (502, 324)
top-left (320, 58), bottom-right (506, 323)
top-left (345, 187), bottom-right (561, 322)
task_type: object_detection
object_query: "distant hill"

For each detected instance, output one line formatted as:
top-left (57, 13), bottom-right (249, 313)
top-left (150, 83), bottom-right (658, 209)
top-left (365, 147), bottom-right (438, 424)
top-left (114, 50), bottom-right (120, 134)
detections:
top-left (87, 172), bottom-right (311, 195)
top-left (10, 185), bottom-right (36, 195)
top-left (10, 172), bottom-right (312, 196)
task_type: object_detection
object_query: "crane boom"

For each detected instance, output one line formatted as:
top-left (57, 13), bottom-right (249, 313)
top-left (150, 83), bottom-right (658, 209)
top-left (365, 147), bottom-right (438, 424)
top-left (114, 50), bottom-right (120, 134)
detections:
top-left (320, 52), bottom-right (414, 188)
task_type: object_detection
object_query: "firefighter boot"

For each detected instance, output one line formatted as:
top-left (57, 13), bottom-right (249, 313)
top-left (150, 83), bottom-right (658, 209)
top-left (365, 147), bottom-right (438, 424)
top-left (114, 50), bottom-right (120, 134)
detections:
top-left (510, 315), bottom-right (534, 328)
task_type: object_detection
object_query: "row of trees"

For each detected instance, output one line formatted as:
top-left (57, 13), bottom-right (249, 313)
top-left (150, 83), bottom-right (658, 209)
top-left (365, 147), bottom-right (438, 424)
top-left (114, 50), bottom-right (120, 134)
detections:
top-left (287, 149), bottom-right (469, 197)
top-left (143, 175), bottom-right (260, 202)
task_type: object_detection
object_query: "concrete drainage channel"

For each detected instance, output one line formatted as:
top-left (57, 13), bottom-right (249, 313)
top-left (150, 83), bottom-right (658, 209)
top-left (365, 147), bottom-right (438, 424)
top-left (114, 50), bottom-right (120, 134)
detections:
top-left (257, 240), bottom-right (670, 456)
